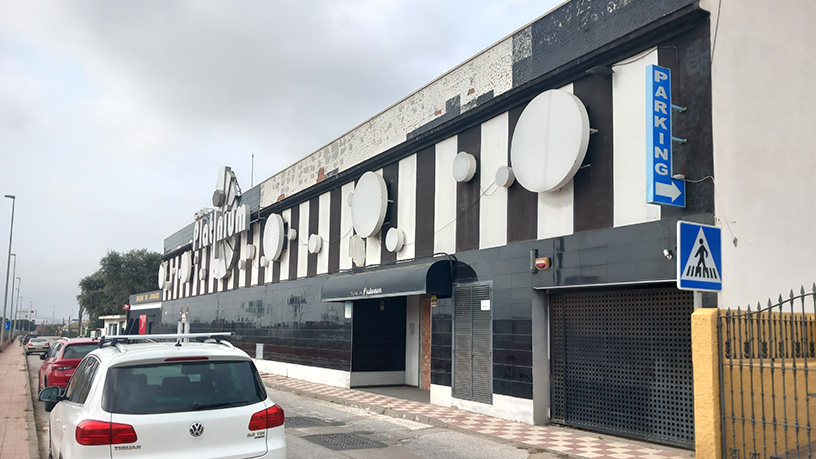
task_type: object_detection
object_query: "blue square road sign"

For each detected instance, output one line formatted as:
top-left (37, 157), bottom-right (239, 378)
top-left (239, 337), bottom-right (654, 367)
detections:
top-left (677, 221), bottom-right (722, 292)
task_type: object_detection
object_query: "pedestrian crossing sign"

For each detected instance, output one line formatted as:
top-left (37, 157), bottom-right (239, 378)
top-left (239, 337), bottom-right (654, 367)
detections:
top-left (677, 221), bottom-right (722, 292)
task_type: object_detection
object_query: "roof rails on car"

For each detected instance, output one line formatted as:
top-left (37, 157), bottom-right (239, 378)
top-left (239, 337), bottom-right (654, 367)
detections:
top-left (98, 332), bottom-right (234, 349)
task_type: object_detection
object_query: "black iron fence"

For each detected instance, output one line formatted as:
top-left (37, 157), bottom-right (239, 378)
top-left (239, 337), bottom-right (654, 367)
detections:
top-left (719, 285), bottom-right (816, 459)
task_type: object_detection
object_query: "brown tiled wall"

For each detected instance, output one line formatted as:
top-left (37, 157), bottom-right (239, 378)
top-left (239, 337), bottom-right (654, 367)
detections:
top-left (420, 297), bottom-right (432, 390)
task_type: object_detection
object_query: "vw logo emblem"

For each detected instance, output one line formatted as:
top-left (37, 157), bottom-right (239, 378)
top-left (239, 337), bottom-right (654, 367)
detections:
top-left (189, 422), bottom-right (205, 437)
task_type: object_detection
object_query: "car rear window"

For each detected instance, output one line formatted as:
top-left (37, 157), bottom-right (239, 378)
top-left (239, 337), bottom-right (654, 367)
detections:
top-left (63, 344), bottom-right (98, 359)
top-left (102, 360), bottom-right (267, 414)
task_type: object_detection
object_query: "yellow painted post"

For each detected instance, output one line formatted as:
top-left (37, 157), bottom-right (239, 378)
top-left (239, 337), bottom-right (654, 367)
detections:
top-left (692, 308), bottom-right (722, 459)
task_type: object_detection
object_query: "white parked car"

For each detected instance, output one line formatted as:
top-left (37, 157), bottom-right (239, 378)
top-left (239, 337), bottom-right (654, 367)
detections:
top-left (39, 333), bottom-right (286, 459)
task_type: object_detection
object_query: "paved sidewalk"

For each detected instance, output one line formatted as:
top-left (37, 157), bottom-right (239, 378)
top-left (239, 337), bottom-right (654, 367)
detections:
top-left (0, 342), bottom-right (38, 459)
top-left (261, 373), bottom-right (695, 459)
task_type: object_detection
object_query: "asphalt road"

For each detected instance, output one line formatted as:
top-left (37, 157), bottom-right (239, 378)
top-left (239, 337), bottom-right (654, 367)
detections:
top-left (26, 354), bottom-right (565, 458)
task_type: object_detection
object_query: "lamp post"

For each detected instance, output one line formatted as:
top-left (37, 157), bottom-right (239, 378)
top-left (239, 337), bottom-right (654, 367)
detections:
top-left (0, 194), bottom-right (15, 349)
top-left (7, 254), bottom-right (14, 337)
top-left (7, 255), bottom-right (15, 337)
top-left (11, 277), bottom-right (20, 337)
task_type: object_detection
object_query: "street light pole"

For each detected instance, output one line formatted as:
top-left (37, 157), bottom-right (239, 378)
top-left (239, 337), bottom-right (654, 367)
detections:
top-left (0, 194), bottom-right (15, 349)
top-left (11, 278), bottom-right (20, 337)
top-left (8, 255), bottom-right (15, 337)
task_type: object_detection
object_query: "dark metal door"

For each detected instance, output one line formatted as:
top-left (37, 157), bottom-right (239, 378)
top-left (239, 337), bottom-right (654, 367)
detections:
top-left (453, 283), bottom-right (492, 404)
top-left (550, 286), bottom-right (694, 448)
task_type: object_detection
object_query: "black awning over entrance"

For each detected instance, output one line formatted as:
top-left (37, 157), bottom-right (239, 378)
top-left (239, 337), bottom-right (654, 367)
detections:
top-left (321, 259), bottom-right (452, 302)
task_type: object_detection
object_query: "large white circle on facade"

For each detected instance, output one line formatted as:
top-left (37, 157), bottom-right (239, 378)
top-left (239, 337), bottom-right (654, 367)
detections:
top-left (452, 152), bottom-right (477, 182)
top-left (495, 166), bottom-right (515, 188)
top-left (351, 171), bottom-right (388, 238)
top-left (308, 234), bottom-right (323, 254)
top-left (263, 214), bottom-right (285, 261)
top-left (385, 228), bottom-right (405, 253)
top-left (158, 262), bottom-right (169, 290)
top-left (510, 89), bottom-right (590, 192)
top-left (178, 251), bottom-right (192, 283)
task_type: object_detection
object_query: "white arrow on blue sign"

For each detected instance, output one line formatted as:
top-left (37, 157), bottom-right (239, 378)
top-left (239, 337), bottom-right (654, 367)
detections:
top-left (646, 65), bottom-right (685, 207)
top-left (677, 221), bottom-right (722, 292)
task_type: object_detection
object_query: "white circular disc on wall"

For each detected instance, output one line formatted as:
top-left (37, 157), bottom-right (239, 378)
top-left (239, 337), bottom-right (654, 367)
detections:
top-left (210, 237), bottom-right (238, 280)
top-left (199, 267), bottom-right (207, 281)
top-left (260, 256), bottom-right (269, 267)
top-left (246, 244), bottom-right (257, 260)
top-left (178, 251), bottom-right (192, 282)
top-left (495, 166), bottom-right (515, 188)
top-left (452, 151), bottom-right (477, 182)
top-left (510, 89), bottom-right (590, 192)
top-left (263, 214), bottom-right (285, 261)
top-left (308, 234), bottom-right (323, 254)
top-left (158, 262), bottom-right (169, 290)
top-left (385, 228), bottom-right (405, 253)
top-left (351, 172), bottom-right (388, 238)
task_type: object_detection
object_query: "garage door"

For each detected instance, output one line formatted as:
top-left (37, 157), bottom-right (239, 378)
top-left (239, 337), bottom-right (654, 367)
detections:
top-left (550, 286), bottom-right (694, 448)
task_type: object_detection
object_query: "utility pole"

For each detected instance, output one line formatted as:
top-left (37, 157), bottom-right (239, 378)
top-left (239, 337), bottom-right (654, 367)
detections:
top-left (78, 304), bottom-right (84, 337)
top-left (10, 276), bottom-right (19, 337)
top-left (7, 254), bottom-right (15, 337)
top-left (0, 195), bottom-right (16, 349)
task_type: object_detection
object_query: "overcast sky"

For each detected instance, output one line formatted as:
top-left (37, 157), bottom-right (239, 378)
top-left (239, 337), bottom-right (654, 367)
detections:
top-left (0, 0), bottom-right (561, 324)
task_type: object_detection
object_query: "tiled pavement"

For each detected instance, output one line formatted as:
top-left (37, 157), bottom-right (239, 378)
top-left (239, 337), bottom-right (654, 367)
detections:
top-left (0, 342), bottom-right (38, 459)
top-left (260, 373), bottom-right (695, 459)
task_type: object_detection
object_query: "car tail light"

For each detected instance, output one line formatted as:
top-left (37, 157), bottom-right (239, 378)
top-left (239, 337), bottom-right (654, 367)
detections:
top-left (76, 420), bottom-right (138, 445)
top-left (248, 405), bottom-right (285, 431)
top-left (56, 365), bottom-right (75, 371)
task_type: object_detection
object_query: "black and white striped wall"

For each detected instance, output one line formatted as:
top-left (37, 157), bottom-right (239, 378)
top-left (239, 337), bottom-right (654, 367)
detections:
top-left (161, 47), bottom-right (700, 302)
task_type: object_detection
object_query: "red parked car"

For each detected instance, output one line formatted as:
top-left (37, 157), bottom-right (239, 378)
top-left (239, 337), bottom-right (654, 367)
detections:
top-left (38, 337), bottom-right (99, 392)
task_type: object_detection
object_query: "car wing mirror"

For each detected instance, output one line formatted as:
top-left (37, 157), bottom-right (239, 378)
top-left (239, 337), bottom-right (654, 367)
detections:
top-left (38, 386), bottom-right (65, 403)
top-left (40, 353), bottom-right (47, 360)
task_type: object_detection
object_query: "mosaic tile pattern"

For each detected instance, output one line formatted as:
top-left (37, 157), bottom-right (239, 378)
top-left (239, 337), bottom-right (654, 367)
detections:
top-left (260, 373), bottom-right (695, 459)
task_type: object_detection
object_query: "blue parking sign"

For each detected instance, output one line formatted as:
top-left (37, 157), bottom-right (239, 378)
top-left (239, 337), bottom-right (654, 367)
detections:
top-left (646, 65), bottom-right (685, 207)
top-left (677, 221), bottom-right (722, 292)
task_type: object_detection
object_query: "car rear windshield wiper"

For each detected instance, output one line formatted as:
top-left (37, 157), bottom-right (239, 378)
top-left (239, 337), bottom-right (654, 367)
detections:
top-left (191, 400), bottom-right (248, 411)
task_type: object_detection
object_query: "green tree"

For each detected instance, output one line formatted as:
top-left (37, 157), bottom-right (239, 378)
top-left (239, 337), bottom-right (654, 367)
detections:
top-left (78, 249), bottom-right (162, 328)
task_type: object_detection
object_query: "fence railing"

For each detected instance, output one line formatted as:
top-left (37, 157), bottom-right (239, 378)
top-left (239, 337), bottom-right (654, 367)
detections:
top-left (719, 285), bottom-right (816, 459)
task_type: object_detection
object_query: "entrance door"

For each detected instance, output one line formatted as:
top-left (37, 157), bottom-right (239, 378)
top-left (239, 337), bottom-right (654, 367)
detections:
top-left (452, 283), bottom-right (492, 404)
top-left (125, 308), bottom-right (161, 334)
top-left (351, 298), bottom-right (407, 383)
top-left (550, 286), bottom-right (694, 448)
top-left (405, 297), bottom-right (420, 387)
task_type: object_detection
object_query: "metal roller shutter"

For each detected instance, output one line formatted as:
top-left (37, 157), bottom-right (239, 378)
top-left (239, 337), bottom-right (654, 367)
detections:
top-left (550, 286), bottom-right (694, 448)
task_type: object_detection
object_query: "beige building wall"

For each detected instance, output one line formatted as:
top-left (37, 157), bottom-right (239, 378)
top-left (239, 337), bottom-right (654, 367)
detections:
top-left (701, 0), bottom-right (816, 309)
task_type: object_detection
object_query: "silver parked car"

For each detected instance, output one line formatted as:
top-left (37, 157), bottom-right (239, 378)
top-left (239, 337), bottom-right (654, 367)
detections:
top-left (25, 337), bottom-right (51, 354)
